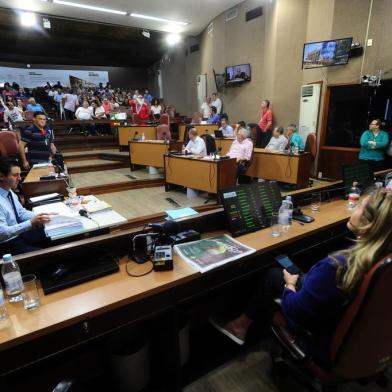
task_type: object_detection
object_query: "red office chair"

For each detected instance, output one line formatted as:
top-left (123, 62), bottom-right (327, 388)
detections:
top-left (305, 132), bottom-right (317, 161)
top-left (271, 254), bottom-right (392, 391)
top-left (0, 131), bottom-right (18, 157)
top-left (159, 113), bottom-right (170, 125)
top-left (156, 124), bottom-right (171, 141)
top-left (191, 112), bottom-right (202, 124)
top-left (23, 111), bottom-right (35, 121)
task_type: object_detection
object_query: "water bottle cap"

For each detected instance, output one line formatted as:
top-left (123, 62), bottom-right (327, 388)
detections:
top-left (2, 254), bottom-right (12, 262)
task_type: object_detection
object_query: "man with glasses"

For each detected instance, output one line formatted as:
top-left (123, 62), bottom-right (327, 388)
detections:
top-left (19, 111), bottom-right (58, 170)
top-left (0, 158), bottom-right (53, 255)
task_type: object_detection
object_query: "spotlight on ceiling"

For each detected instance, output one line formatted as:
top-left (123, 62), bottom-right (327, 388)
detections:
top-left (142, 29), bottom-right (150, 38)
top-left (20, 12), bottom-right (37, 28)
top-left (166, 33), bottom-right (181, 46)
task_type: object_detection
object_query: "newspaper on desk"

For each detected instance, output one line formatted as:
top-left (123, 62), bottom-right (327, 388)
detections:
top-left (174, 234), bottom-right (255, 273)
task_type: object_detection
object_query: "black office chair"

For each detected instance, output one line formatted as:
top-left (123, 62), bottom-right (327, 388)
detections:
top-left (200, 133), bottom-right (217, 155)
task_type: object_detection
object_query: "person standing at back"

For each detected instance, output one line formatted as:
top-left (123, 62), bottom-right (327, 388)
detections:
top-left (257, 99), bottom-right (273, 148)
top-left (359, 119), bottom-right (389, 172)
top-left (211, 93), bottom-right (222, 115)
top-left (62, 89), bottom-right (79, 120)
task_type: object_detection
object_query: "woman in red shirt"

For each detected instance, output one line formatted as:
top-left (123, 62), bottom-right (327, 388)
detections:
top-left (257, 99), bottom-right (273, 148)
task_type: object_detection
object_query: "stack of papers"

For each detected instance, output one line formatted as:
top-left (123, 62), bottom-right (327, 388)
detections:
top-left (44, 215), bottom-right (84, 237)
top-left (29, 193), bottom-right (60, 203)
top-left (165, 207), bottom-right (198, 220)
top-left (83, 200), bottom-right (112, 214)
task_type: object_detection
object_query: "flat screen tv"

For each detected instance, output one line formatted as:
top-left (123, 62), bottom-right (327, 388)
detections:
top-left (302, 37), bottom-right (352, 69)
top-left (225, 63), bottom-right (251, 85)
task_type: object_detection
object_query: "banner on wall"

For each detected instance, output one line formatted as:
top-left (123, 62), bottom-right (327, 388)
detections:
top-left (0, 66), bottom-right (109, 88)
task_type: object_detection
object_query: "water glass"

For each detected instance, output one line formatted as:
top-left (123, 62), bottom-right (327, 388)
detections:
top-left (22, 275), bottom-right (40, 311)
top-left (270, 213), bottom-right (281, 237)
top-left (311, 193), bottom-right (321, 211)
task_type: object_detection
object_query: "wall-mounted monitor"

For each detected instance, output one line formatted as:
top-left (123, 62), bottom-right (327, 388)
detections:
top-left (302, 37), bottom-right (352, 69)
top-left (225, 63), bottom-right (251, 85)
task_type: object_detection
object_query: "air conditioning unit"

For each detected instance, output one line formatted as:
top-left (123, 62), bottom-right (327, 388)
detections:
top-left (298, 83), bottom-right (321, 141)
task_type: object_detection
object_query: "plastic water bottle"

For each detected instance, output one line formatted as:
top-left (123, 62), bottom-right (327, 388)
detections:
top-left (141, 132), bottom-right (146, 141)
top-left (0, 283), bottom-right (8, 321)
top-left (285, 196), bottom-right (293, 226)
top-left (1, 254), bottom-right (24, 303)
top-left (347, 182), bottom-right (361, 210)
top-left (278, 200), bottom-right (290, 232)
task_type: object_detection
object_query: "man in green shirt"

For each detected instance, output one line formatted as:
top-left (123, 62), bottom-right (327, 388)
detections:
top-left (359, 119), bottom-right (389, 172)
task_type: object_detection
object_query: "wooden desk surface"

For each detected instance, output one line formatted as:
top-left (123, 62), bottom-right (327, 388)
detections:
top-left (247, 149), bottom-right (311, 188)
top-left (178, 124), bottom-right (218, 141)
top-left (214, 138), bottom-right (234, 156)
top-left (129, 140), bottom-right (183, 168)
top-left (118, 126), bottom-right (156, 146)
top-left (0, 198), bottom-right (351, 351)
top-left (164, 155), bottom-right (237, 193)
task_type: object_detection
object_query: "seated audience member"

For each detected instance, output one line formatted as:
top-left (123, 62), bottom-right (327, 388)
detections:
top-left (285, 123), bottom-right (304, 151)
top-left (133, 95), bottom-right (150, 122)
top-left (210, 188), bottom-right (392, 366)
top-left (150, 98), bottom-right (162, 118)
top-left (91, 100), bottom-right (106, 119)
top-left (207, 106), bottom-right (221, 124)
top-left (219, 118), bottom-right (234, 137)
top-left (0, 158), bottom-right (54, 255)
top-left (184, 128), bottom-right (207, 156)
top-left (16, 98), bottom-right (25, 114)
top-left (1, 99), bottom-right (23, 124)
top-left (110, 97), bottom-right (119, 109)
top-left (26, 97), bottom-right (45, 113)
top-left (359, 119), bottom-right (389, 172)
top-left (144, 89), bottom-right (153, 104)
top-left (2, 82), bottom-right (16, 99)
top-left (265, 126), bottom-right (287, 151)
top-left (227, 128), bottom-right (253, 176)
top-left (102, 97), bottom-right (113, 116)
top-left (201, 97), bottom-right (211, 120)
top-left (19, 112), bottom-right (58, 170)
top-left (75, 100), bottom-right (93, 120)
top-left (15, 88), bottom-right (28, 99)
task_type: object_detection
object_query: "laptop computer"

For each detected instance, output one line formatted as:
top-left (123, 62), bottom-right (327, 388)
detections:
top-left (214, 130), bottom-right (224, 138)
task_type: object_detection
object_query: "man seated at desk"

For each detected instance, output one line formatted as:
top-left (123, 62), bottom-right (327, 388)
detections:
top-left (0, 158), bottom-right (53, 255)
top-left (226, 128), bottom-right (253, 176)
top-left (19, 111), bottom-right (59, 170)
top-left (265, 126), bottom-right (287, 152)
top-left (219, 118), bottom-right (234, 137)
top-left (285, 123), bottom-right (304, 152)
top-left (207, 106), bottom-right (221, 124)
top-left (184, 128), bottom-right (207, 156)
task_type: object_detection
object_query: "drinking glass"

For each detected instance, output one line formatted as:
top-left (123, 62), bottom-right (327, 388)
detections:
top-left (22, 275), bottom-right (40, 311)
top-left (270, 213), bottom-right (281, 237)
top-left (310, 193), bottom-right (321, 212)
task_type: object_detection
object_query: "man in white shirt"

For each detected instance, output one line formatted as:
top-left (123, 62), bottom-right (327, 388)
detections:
top-left (219, 118), bottom-right (234, 137)
top-left (200, 97), bottom-right (211, 120)
top-left (184, 128), bottom-right (207, 156)
top-left (211, 93), bottom-right (222, 114)
top-left (62, 89), bottom-right (79, 120)
top-left (265, 126), bottom-right (287, 152)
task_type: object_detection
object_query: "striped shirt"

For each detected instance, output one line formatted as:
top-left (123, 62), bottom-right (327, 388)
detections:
top-left (21, 124), bottom-right (54, 164)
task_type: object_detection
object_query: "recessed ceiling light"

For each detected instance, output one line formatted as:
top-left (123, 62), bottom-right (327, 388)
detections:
top-left (52, 0), bottom-right (127, 15)
top-left (142, 29), bottom-right (150, 38)
top-left (20, 12), bottom-right (37, 27)
top-left (166, 33), bottom-right (181, 46)
top-left (130, 13), bottom-right (189, 26)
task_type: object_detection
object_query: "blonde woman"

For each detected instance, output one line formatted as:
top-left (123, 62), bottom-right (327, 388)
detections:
top-left (210, 188), bottom-right (392, 365)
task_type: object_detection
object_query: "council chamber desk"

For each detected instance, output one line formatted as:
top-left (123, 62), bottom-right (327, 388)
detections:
top-left (246, 149), bottom-right (311, 188)
top-left (22, 166), bottom-right (68, 199)
top-left (178, 124), bottom-right (218, 141)
top-left (129, 140), bottom-right (183, 169)
top-left (214, 137), bottom-right (235, 155)
top-left (0, 198), bottom-right (352, 391)
top-left (118, 125), bottom-right (156, 150)
top-left (164, 155), bottom-right (237, 194)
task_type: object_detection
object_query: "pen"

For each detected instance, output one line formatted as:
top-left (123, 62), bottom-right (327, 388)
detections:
top-left (295, 220), bottom-right (304, 226)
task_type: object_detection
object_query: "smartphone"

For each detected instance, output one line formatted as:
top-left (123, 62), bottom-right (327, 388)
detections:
top-left (292, 214), bottom-right (314, 223)
top-left (275, 254), bottom-right (301, 274)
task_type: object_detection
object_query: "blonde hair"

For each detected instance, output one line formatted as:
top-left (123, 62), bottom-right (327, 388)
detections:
top-left (334, 189), bottom-right (392, 293)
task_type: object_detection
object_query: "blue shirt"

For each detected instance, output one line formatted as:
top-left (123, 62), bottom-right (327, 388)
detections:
top-left (289, 132), bottom-right (304, 150)
top-left (21, 124), bottom-right (54, 164)
top-left (26, 103), bottom-right (44, 112)
top-left (359, 130), bottom-right (389, 161)
top-left (282, 256), bottom-right (346, 365)
top-left (0, 187), bottom-right (35, 243)
top-left (207, 113), bottom-right (221, 124)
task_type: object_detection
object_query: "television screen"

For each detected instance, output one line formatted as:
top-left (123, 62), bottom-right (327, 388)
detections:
top-left (302, 37), bottom-right (352, 69)
top-left (225, 64), bottom-right (251, 84)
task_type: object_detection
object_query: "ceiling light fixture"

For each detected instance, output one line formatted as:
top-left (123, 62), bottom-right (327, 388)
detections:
top-left (52, 0), bottom-right (127, 15)
top-left (130, 13), bottom-right (189, 26)
top-left (20, 12), bottom-right (37, 27)
top-left (166, 33), bottom-right (181, 46)
top-left (142, 29), bottom-right (150, 38)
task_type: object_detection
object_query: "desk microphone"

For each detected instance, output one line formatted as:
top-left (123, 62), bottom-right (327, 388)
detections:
top-left (213, 147), bottom-right (222, 160)
top-left (133, 131), bottom-right (139, 140)
top-left (79, 209), bottom-right (90, 219)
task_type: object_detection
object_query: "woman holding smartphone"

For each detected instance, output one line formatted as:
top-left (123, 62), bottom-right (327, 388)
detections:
top-left (210, 188), bottom-right (392, 365)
